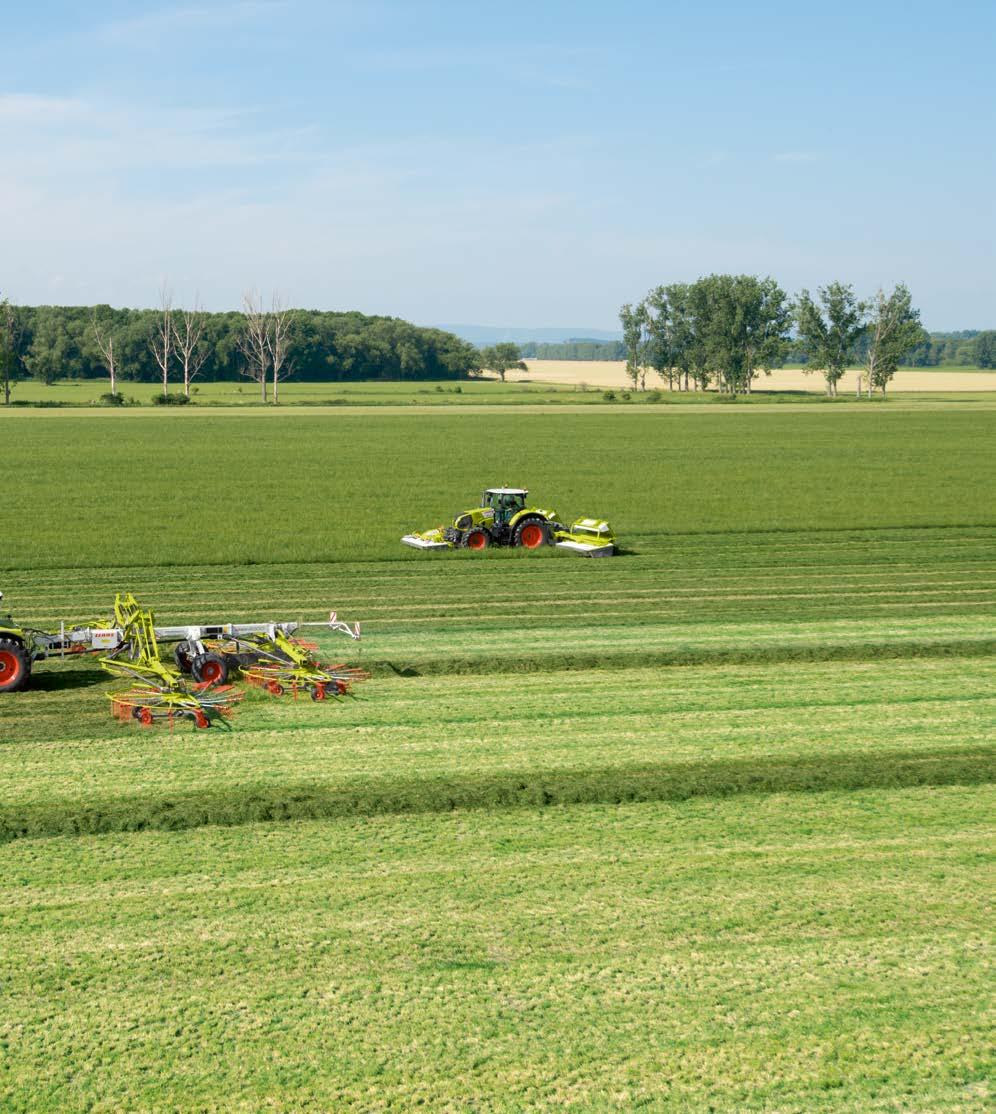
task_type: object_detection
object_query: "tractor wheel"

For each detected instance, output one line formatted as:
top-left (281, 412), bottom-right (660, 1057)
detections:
top-left (513, 517), bottom-right (550, 550)
top-left (174, 641), bottom-right (194, 673)
top-left (464, 528), bottom-right (490, 551)
top-left (0, 638), bottom-right (30, 693)
top-left (191, 652), bottom-right (229, 685)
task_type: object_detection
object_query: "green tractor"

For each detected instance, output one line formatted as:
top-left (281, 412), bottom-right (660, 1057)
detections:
top-left (402, 487), bottom-right (616, 556)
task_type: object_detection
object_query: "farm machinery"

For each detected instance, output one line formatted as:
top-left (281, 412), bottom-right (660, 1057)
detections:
top-left (402, 487), bottom-right (617, 557)
top-left (0, 591), bottom-right (367, 727)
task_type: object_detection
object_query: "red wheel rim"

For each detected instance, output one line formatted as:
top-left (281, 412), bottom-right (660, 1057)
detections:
top-left (314, 683), bottom-right (326, 701)
top-left (200, 661), bottom-right (223, 684)
top-left (0, 650), bottom-right (22, 685)
top-left (520, 524), bottom-right (544, 549)
top-left (194, 711), bottom-right (209, 729)
top-left (468, 532), bottom-right (487, 550)
top-left (139, 707), bottom-right (153, 726)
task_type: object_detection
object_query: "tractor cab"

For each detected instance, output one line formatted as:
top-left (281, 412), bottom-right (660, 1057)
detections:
top-left (482, 487), bottom-right (527, 526)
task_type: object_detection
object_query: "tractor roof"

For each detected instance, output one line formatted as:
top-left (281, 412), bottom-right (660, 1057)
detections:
top-left (485, 487), bottom-right (528, 495)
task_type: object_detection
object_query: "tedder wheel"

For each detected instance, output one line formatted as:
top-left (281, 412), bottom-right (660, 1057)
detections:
top-left (0, 638), bottom-right (30, 693)
top-left (513, 517), bottom-right (550, 550)
top-left (174, 641), bottom-right (194, 673)
top-left (191, 652), bottom-right (229, 685)
top-left (464, 529), bottom-right (490, 551)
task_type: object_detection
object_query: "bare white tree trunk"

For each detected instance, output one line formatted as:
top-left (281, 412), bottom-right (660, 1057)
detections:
top-left (150, 283), bottom-right (173, 398)
top-left (238, 290), bottom-right (270, 401)
top-left (172, 298), bottom-right (209, 398)
top-left (268, 294), bottom-right (294, 405)
top-left (90, 310), bottom-right (119, 395)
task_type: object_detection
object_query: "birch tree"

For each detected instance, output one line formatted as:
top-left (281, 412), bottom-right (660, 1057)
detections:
top-left (864, 284), bottom-right (924, 396)
top-left (795, 282), bottom-right (867, 397)
top-left (267, 294), bottom-right (295, 404)
top-left (89, 308), bottom-right (121, 396)
top-left (172, 298), bottom-right (209, 398)
top-left (237, 290), bottom-right (271, 401)
top-left (149, 283), bottom-right (173, 398)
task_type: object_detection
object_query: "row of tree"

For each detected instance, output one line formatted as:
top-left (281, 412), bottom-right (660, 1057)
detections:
top-left (519, 339), bottom-right (627, 361)
top-left (0, 291), bottom-right (484, 403)
top-left (620, 276), bottom-right (929, 396)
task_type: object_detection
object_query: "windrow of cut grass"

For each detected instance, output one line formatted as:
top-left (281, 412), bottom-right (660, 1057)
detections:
top-left (2, 655), bottom-right (992, 840)
top-left (1, 787), bottom-right (990, 1111)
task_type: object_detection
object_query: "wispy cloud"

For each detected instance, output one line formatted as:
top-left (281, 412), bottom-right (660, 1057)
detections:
top-left (94, 1), bottom-right (288, 44)
top-left (773, 151), bottom-right (822, 163)
top-left (0, 92), bottom-right (315, 179)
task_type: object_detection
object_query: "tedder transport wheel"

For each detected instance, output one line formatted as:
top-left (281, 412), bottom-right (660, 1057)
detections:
top-left (464, 528), bottom-right (490, 551)
top-left (514, 517), bottom-right (550, 550)
top-left (0, 638), bottom-right (30, 693)
top-left (191, 652), bottom-right (229, 686)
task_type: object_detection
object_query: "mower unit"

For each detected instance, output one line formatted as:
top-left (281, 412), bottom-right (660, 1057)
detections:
top-left (402, 488), bottom-right (617, 557)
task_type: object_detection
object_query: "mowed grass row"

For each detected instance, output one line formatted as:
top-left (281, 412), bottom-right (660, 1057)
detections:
top-left (4, 525), bottom-right (994, 636)
top-left (2, 655), bottom-right (992, 840)
top-left (1, 408), bottom-right (994, 570)
top-left (1, 787), bottom-right (991, 1111)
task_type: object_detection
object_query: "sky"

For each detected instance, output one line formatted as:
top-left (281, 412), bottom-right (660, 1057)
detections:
top-left (0, 0), bottom-right (993, 330)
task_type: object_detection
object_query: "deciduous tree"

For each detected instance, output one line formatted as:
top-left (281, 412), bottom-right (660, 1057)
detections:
top-left (795, 282), bottom-right (867, 397)
top-left (149, 283), bottom-right (174, 398)
top-left (481, 342), bottom-right (527, 382)
top-left (172, 298), bottom-right (209, 398)
top-left (864, 284), bottom-right (924, 395)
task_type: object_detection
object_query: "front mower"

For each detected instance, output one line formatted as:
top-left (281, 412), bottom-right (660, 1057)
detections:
top-left (402, 487), bottom-right (616, 557)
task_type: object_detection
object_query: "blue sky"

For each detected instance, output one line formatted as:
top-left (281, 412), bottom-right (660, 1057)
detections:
top-left (1, 0), bottom-right (993, 329)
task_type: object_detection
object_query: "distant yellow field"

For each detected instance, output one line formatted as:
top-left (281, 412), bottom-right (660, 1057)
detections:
top-left (518, 359), bottom-right (996, 393)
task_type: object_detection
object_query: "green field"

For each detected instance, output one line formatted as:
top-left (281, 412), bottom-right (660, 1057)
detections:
top-left (6, 374), bottom-right (996, 409)
top-left (1, 402), bottom-right (993, 1110)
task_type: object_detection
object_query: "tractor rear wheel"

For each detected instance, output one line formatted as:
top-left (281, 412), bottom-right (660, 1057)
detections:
top-left (174, 641), bottom-right (194, 673)
top-left (464, 528), bottom-right (490, 551)
top-left (0, 638), bottom-right (30, 693)
top-left (513, 517), bottom-right (550, 549)
top-left (191, 652), bottom-right (229, 685)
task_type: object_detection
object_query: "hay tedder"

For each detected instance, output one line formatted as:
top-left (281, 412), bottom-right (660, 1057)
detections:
top-left (0, 591), bottom-right (367, 728)
top-left (402, 487), bottom-right (617, 557)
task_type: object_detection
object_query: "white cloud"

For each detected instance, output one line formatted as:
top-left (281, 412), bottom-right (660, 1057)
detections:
top-left (773, 151), bottom-right (821, 163)
top-left (94, 1), bottom-right (289, 44)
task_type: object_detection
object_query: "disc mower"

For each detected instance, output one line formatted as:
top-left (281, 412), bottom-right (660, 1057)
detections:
top-left (402, 487), bottom-right (616, 557)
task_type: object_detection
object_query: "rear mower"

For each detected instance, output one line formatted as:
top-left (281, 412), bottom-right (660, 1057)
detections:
top-left (402, 487), bottom-right (616, 557)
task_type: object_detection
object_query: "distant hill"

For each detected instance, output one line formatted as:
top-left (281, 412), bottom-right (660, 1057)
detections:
top-left (436, 324), bottom-right (623, 345)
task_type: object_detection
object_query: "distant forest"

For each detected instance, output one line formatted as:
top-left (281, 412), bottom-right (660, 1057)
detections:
top-left (0, 304), bottom-right (481, 386)
top-left (522, 331), bottom-right (993, 367)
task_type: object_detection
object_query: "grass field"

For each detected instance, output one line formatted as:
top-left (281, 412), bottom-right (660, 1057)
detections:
top-left (1, 402), bottom-right (993, 1110)
top-left (6, 371), bottom-right (996, 408)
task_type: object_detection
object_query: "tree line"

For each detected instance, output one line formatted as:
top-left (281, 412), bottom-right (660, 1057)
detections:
top-left (0, 292), bottom-right (482, 404)
top-left (619, 276), bottom-right (953, 396)
top-left (520, 339), bottom-right (627, 361)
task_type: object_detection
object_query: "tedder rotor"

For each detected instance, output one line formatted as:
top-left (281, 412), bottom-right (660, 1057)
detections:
top-left (170, 612), bottom-right (370, 701)
top-left (0, 591), bottom-right (367, 728)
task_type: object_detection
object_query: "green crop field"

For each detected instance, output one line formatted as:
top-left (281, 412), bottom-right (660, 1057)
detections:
top-left (1, 401), bottom-right (993, 1111)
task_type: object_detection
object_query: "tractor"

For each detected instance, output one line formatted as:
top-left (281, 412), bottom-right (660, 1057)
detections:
top-left (0, 595), bottom-right (31, 693)
top-left (402, 487), bottom-right (616, 556)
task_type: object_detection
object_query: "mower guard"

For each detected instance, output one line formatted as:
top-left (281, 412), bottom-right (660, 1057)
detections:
top-left (401, 528), bottom-right (452, 550)
top-left (553, 518), bottom-right (616, 557)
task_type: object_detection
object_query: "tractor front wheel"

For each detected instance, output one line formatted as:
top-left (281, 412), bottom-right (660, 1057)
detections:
top-left (464, 529), bottom-right (490, 551)
top-left (0, 638), bottom-right (30, 693)
top-left (513, 517), bottom-right (550, 550)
